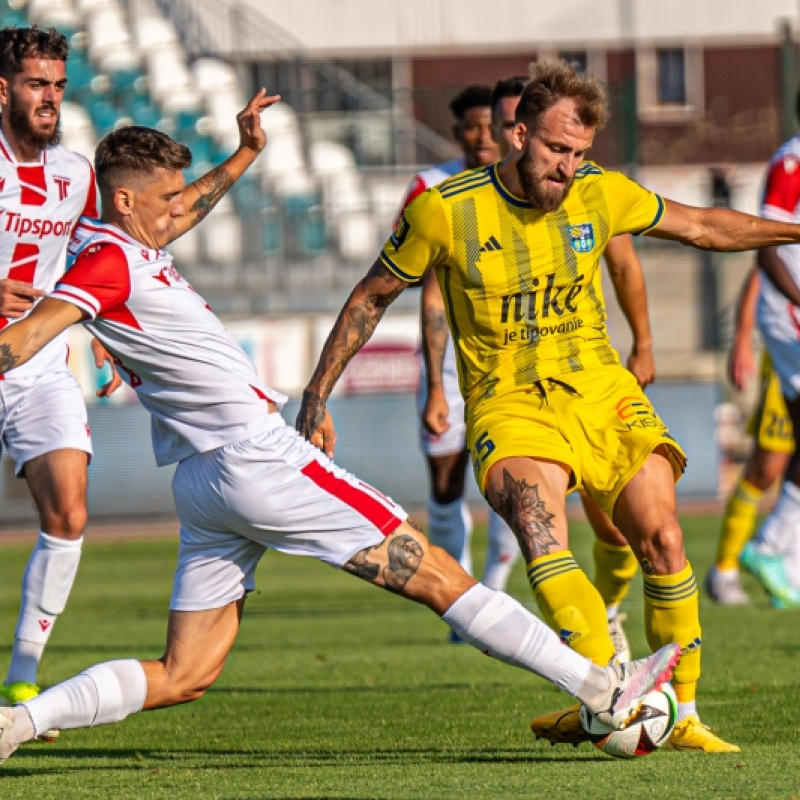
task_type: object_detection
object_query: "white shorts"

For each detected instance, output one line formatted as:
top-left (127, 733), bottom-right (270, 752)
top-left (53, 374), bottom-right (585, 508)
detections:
top-left (0, 369), bottom-right (92, 475)
top-left (761, 331), bottom-right (800, 401)
top-left (417, 366), bottom-right (466, 457)
top-left (170, 415), bottom-right (407, 612)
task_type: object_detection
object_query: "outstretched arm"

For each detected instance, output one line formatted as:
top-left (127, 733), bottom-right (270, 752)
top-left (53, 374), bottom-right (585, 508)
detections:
top-left (420, 268), bottom-right (451, 435)
top-left (650, 199), bottom-right (800, 252)
top-left (603, 235), bottom-right (655, 388)
top-left (0, 299), bottom-right (84, 375)
top-left (169, 88), bottom-right (281, 242)
top-left (296, 260), bottom-right (408, 441)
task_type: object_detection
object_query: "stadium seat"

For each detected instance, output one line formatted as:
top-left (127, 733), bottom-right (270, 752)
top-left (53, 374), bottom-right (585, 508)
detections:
top-left (133, 15), bottom-right (180, 57)
top-left (335, 211), bottom-right (377, 262)
top-left (59, 100), bottom-right (97, 160)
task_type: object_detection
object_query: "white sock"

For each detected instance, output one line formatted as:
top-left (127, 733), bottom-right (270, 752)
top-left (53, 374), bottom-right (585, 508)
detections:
top-left (442, 583), bottom-right (590, 694)
top-left (7, 532), bottom-right (83, 685)
top-left (755, 482), bottom-right (800, 555)
top-left (481, 510), bottom-right (519, 591)
top-left (427, 498), bottom-right (473, 574)
top-left (606, 604), bottom-right (619, 622)
top-left (23, 660), bottom-right (147, 736)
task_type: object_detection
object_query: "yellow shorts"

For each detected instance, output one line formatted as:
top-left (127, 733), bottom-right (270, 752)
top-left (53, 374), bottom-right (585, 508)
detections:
top-left (466, 365), bottom-right (686, 517)
top-left (746, 352), bottom-right (793, 454)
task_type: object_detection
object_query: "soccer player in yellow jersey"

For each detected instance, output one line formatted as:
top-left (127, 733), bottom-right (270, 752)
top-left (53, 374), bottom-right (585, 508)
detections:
top-left (298, 59), bottom-right (800, 753)
top-left (708, 265), bottom-right (793, 605)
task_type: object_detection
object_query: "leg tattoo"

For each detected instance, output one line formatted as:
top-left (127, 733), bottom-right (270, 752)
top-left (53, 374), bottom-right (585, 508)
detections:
top-left (495, 469), bottom-right (558, 558)
top-left (344, 534), bottom-right (424, 592)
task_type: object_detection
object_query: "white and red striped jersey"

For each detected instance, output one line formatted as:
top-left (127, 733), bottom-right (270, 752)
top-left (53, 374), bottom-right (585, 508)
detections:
top-left (397, 157), bottom-right (465, 223)
top-left (0, 123), bottom-right (97, 380)
top-left (757, 135), bottom-right (800, 342)
top-left (54, 218), bottom-right (287, 466)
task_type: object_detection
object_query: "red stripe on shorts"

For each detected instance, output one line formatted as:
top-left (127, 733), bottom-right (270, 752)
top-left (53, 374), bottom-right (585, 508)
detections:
top-left (301, 460), bottom-right (403, 536)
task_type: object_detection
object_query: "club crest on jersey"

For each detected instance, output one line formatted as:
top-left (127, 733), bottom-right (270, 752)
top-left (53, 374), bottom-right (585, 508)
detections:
top-left (390, 215), bottom-right (410, 251)
top-left (568, 223), bottom-right (595, 253)
top-left (53, 175), bottom-right (71, 201)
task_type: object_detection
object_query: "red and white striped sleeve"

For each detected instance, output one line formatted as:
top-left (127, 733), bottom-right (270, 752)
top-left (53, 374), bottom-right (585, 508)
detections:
top-left (51, 242), bottom-right (131, 320)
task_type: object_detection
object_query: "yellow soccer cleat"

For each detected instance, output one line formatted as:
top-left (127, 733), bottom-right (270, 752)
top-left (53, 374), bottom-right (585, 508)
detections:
top-left (665, 715), bottom-right (740, 753)
top-left (530, 703), bottom-right (590, 747)
top-left (0, 682), bottom-right (59, 743)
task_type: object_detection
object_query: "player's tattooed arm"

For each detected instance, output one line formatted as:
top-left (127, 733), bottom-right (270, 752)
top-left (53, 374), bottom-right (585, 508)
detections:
top-left (494, 469), bottom-right (559, 559)
top-left (343, 533), bottom-right (424, 592)
top-left (420, 268), bottom-right (451, 435)
top-left (0, 299), bottom-right (83, 376)
top-left (296, 259), bottom-right (407, 439)
top-left (185, 169), bottom-right (235, 226)
top-left (169, 88), bottom-right (281, 243)
top-left (0, 342), bottom-right (19, 373)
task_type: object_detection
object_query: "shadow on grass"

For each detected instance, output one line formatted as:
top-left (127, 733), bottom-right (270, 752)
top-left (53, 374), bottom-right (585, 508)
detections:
top-left (1, 742), bottom-right (610, 774)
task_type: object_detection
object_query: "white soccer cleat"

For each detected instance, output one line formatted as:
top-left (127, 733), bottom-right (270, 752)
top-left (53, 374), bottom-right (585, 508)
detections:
top-left (585, 642), bottom-right (681, 730)
top-left (0, 707), bottom-right (20, 765)
top-left (705, 567), bottom-right (749, 606)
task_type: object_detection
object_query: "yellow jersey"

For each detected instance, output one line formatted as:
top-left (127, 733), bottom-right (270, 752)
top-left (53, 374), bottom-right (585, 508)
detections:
top-left (379, 162), bottom-right (663, 409)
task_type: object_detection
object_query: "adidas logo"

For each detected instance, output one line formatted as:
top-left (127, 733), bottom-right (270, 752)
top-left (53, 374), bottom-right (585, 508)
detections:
top-left (479, 235), bottom-right (502, 253)
top-left (559, 627), bottom-right (580, 645)
top-left (681, 636), bottom-right (702, 655)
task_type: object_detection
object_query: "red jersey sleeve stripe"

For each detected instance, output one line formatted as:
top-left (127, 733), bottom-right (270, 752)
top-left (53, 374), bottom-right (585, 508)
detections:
top-left (50, 286), bottom-right (99, 318)
top-left (301, 460), bottom-right (404, 535)
top-left (762, 156), bottom-right (800, 214)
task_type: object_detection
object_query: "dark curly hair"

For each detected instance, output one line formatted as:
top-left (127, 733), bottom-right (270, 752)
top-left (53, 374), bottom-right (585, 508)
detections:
top-left (448, 85), bottom-right (493, 121)
top-left (0, 26), bottom-right (68, 79)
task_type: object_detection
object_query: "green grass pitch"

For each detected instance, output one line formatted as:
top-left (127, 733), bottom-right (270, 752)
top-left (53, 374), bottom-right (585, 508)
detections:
top-left (1, 513), bottom-right (800, 799)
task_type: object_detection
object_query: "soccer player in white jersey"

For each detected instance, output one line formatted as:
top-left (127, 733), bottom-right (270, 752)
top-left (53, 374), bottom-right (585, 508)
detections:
top-left (403, 86), bottom-right (519, 610)
top-left (0, 27), bottom-right (114, 726)
top-left (0, 99), bottom-right (682, 764)
top-left (739, 93), bottom-right (800, 603)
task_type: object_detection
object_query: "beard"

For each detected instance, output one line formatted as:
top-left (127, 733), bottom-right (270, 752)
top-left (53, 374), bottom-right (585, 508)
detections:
top-left (516, 147), bottom-right (573, 212)
top-left (7, 94), bottom-right (61, 151)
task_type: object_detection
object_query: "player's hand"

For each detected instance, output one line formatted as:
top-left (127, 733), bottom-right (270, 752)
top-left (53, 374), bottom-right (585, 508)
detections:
top-left (296, 390), bottom-right (336, 457)
top-left (90, 338), bottom-right (123, 397)
top-left (237, 88), bottom-right (281, 155)
top-left (309, 409), bottom-right (337, 458)
top-left (0, 278), bottom-right (45, 318)
top-left (422, 387), bottom-right (451, 436)
top-left (727, 334), bottom-right (756, 391)
top-left (627, 344), bottom-right (655, 389)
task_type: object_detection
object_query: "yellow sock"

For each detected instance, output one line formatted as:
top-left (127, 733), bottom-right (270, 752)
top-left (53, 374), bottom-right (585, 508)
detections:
top-left (592, 540), bottom-right (638, 608)
top-left (527, 551), bottom-right (614, 666)
top-left (642, 563), bottom-right (700, 703)
top-left (716, 477), bottom-right (762, 571)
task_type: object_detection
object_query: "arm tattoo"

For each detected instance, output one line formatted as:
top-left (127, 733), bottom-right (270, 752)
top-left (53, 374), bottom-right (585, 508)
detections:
top-left (188, 168), bottom-right (235, 225)
top-left (422, 305), bottom-right (449, 388)
top-left (343, 534), bottom-right (424, 593)
top-left (495, 469), bottom-right (558, 558)
top-left (307, 262), bottom-right (405, 400)
top-left (0, 342), bottom-right (20, 373)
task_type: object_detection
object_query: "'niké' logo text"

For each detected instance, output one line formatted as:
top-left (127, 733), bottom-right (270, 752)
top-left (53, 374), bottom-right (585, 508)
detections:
top-left (499, 273), bottom-right (584, 323)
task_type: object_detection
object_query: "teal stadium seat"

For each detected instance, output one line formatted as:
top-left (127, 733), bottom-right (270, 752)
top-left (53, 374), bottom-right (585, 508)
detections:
top-left (283, 195), bottom-right (327, 255)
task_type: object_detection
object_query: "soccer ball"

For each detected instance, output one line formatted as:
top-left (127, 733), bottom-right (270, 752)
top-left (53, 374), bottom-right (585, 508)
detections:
top-left (579, 683), bottom-right (678, 758)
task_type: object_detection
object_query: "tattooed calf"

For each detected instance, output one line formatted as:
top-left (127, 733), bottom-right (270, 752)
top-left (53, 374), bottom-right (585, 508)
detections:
top-left (343, 533), bottom-right (424, 592)
top-left (495, 468), bottom-right (558, 558)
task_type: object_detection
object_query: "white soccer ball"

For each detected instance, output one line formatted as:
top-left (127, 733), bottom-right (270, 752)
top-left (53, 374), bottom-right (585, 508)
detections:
top-left (579, 683), bottom-right (678, 758)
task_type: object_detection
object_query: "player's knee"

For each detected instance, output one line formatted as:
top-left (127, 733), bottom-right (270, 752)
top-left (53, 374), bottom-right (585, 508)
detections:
top-left (162, 665), bottom-right (222, 706)
top-left (41, 503), bottom-right (88, 539)
top-left (637, 519), bottom-right (685, 573)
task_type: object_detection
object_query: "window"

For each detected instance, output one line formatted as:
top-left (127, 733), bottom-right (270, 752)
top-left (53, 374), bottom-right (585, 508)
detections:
top-left (657, 48), bottom-right (686, 105)
top-left (637, 45), bottom-right (703, 122)
top-left (559, 50), bottom-right (588, 74)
